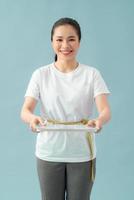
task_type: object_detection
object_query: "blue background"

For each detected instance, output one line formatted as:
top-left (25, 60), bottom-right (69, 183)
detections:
top-left (0, 0), bottom-right (133, 199)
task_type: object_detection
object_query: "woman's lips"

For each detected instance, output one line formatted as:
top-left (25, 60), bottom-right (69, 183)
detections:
top-left (60, 50), bottom-right (73, 55)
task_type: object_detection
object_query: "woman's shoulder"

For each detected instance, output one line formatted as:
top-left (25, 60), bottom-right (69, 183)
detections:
top-left (80, 63), bottom-right (100, 74)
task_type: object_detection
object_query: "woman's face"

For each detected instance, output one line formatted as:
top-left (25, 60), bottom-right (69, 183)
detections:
top-left (51, 25), bottom-right (80, 62)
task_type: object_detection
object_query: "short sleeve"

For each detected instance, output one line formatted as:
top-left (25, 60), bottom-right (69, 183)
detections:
top-left (24, 69), bottom-right (40, 101)
top-left (93, 69), bottom-right (110, 98)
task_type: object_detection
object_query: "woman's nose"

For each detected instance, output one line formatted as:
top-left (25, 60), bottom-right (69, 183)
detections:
top-left (62, 40), bottom-right (69, 48)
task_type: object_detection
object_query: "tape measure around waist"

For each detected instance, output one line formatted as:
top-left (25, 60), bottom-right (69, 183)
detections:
top-left (46, 118), bottom-right (95, 181)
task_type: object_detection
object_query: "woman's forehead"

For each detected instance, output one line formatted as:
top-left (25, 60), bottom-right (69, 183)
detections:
top-left (53, 25), bottom-right (78, 37)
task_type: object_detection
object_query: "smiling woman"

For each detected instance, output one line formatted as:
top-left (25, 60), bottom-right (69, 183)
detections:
top-left (20, 17), bottom-right (111, 200)
top-left (51, 18), bottom-right (81, 72)
top-left (52, 25), bottom-right (80, 72)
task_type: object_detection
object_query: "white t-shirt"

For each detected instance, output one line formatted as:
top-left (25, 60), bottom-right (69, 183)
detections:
top-left (25, 63), bottom-right (110, 162)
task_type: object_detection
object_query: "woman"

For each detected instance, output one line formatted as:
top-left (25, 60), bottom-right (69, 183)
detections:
top-left (21, 17), bottom-right (111, 200)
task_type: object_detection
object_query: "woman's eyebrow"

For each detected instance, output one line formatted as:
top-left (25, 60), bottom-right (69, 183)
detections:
top-left (68, 36), bottom-right (76, 38)
top-left (56, 36), bottom-right (63, 38)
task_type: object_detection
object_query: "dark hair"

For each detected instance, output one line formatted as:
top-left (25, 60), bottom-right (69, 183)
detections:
top-left (51, 17), bottom-right (81, 61)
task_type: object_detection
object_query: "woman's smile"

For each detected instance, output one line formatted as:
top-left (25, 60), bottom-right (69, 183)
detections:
top-left (60, 49), bottom-right (73, 56)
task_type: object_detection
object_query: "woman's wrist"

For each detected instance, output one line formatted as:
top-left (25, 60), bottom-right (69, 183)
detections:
top-left (96, 117), bottom-right (104, 125)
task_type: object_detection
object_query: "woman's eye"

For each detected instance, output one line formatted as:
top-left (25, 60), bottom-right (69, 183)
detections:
top-left (69, 39), bottom-right (75, 41)
top-left (56, 39), bottom-right (62, 42)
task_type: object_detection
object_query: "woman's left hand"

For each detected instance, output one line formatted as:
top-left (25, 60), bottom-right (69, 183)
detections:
top-left (87, 118), bottom-right (103, 133)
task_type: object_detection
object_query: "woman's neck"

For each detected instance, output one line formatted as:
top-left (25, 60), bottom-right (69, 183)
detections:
top-left (54, 59), bottom-right (78, 73)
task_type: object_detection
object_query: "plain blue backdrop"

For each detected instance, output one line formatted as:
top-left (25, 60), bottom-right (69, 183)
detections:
top-left (0, 0), bottom-right (134, 199)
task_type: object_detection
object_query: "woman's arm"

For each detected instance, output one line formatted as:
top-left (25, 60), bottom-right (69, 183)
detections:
top-left (87, 94), bottom-right (111, 132)
top-left (20, 97), bottom-right (44, 132)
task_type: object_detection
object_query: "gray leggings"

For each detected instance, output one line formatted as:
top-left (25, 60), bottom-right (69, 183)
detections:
top-left (36, 157), bottom-right (96, 200)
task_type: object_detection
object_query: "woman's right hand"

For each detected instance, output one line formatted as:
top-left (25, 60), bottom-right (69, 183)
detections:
top-left (29, 115), bottom-right (45, 133)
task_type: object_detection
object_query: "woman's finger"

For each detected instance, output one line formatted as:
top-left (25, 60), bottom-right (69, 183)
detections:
top-left (37, 117), bottom-right (46, 126)
top-left (87, 120), bottom-right (96, 127)
top-left (95, 127), bottom-right (102, 133)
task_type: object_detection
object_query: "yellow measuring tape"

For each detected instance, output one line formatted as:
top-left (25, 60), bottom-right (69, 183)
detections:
top-left (46, 118), bottom-right (95, 182)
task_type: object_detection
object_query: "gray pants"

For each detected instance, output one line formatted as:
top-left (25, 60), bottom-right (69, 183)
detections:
top-left (37, 157), bottom-right (96, 200)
